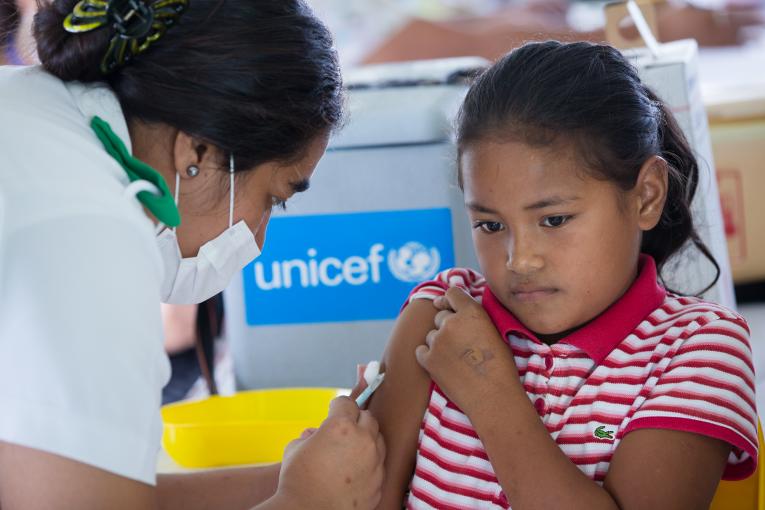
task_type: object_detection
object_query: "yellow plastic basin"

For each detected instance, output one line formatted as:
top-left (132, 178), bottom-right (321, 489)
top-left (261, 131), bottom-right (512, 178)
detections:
top-left (161, 388), bottom-right (344, 468)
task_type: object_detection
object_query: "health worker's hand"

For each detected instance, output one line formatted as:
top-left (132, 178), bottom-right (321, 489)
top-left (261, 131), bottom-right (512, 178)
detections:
top-left (416, 287), bottom-right (518, 414)
top-left (274, 397), bottom-right (385, 510)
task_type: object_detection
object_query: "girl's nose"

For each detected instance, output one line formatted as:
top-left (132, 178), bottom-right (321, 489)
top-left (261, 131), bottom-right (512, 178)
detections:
top-left (506, 238), bottom-right (544, 275)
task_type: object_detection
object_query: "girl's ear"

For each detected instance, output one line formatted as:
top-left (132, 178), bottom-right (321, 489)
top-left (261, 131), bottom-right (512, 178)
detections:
top-left (635, 156), bottom-right (669, 232)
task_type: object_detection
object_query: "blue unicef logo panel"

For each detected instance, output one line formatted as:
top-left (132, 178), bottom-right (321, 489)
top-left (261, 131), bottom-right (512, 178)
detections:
top-left (241, 208), bottom-right (455, 326)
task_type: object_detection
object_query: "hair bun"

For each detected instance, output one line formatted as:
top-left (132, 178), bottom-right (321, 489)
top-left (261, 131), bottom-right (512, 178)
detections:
top-left (34, 0), bottom-right (113, 82)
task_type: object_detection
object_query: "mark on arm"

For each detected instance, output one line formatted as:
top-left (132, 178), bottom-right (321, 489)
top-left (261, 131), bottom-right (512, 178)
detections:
top-left (461, 348), bottom-right (495, 375)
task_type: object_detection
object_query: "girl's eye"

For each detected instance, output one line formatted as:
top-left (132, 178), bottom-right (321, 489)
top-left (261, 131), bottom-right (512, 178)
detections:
top-left (542, 215), bottom-right (571, 228)
top-left (271, 196), bottom-right (287, 211)
top-left (474, 221), bottom-right (504, 233)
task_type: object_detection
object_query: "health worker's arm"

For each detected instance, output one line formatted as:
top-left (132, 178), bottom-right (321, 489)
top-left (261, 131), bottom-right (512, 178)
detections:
top-left (366, 299), bottom-right (440, 510)
top-left (417, 287), bottom-right (732, 510)
top-left (0, 442), bottom-right (277, 510)
top-left (0, 441), bottom-right (158, 510)
top-left (157, 464), bottom-right (280, 510)
top-left (1, 396), bottom-right (384, 510)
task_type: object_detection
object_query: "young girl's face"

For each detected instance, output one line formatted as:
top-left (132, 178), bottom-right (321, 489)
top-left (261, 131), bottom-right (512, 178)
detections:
top-left (460, 139), bottom-right (657, 341)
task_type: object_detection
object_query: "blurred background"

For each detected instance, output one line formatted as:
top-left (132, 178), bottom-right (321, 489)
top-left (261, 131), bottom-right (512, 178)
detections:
top-left (2, 0), bottom-right (764, 414)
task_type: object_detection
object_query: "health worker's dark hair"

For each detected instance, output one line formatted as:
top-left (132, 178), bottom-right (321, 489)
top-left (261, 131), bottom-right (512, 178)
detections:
top-left (33, 0), bottom-right (344, 171)
top-left (0, 0), bottom-right (19, 49)
top-left (456, 40), bottom-right (719, 295)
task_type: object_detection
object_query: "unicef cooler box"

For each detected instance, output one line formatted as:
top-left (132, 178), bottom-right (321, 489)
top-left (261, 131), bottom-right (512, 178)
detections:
top-left (224, 58), bottom-right (488, 389)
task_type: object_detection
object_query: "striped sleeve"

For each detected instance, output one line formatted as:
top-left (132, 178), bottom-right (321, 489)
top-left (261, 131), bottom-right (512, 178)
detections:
top-left (402, 268), bottom-right (486, 309)
top-left (624, 315), bottom-right (758, 480)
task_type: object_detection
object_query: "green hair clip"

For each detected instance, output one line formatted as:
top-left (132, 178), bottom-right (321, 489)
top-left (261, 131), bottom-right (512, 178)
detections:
top-left (63, 0), bottom-right (188, 74)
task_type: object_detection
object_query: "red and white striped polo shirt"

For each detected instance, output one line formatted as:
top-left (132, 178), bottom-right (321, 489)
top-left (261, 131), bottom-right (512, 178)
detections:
top-left (404, 256), bottom-right (757, 509)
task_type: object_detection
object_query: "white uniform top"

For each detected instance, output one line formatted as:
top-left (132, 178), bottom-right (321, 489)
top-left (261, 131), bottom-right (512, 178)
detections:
top-left (0, 66), bottom-right (170, 485)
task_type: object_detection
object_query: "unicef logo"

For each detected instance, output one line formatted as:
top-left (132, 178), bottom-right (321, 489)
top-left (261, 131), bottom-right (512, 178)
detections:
top-left (387, 242), bottom-right (441, 283)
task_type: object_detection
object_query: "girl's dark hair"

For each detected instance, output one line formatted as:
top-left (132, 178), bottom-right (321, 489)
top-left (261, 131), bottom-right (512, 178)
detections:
top-left (33, 0), bottom-right (343, 170)
top-left (456, 40), bottom-right (719, 295)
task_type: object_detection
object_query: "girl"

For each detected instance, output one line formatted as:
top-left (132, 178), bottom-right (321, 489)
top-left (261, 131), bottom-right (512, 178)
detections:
top-left (369, 41), bottom-right (757, 509)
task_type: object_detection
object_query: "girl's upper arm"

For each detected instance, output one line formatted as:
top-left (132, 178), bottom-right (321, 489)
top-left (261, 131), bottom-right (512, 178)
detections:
top-left (604, 314), bottom-right (755, 509)
top-left (367, 299), bottom-right (440, 510)
top-left (604, 428), bottom-right (730, 510)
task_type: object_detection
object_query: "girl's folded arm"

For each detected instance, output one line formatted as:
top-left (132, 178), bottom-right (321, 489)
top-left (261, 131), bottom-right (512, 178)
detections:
top-left (603, 428), bottom-right (730, 510)
top-left (468, 380), bottom-right (731, 510)
top-left (367, 299), bottom-right (440, 510)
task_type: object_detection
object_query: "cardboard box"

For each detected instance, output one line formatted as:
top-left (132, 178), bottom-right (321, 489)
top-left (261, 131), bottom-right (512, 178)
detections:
top-left (623, 39), bottom-right (737, 308)
top-left (706, 88), bottom-right (765, 284)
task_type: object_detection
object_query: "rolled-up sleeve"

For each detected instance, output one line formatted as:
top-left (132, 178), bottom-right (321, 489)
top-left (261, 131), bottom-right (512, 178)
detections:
top-left (0, 214), bottom-right (170, 485)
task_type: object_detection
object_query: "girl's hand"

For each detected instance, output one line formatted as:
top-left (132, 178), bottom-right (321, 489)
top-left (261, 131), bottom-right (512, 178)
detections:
top-left (415, 287), bottom-right (518, 414)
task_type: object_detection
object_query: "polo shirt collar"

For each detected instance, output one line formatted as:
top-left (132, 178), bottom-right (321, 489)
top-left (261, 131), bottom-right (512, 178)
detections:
top-left (482, 254), bottom-right (667, 364)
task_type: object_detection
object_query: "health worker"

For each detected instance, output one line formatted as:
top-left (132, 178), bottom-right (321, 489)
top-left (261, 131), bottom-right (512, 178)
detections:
top-left (0, 1), bottom-right (385, 508)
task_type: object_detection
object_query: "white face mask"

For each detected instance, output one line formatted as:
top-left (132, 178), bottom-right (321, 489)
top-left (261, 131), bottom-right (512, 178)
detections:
top-left (156, 155), bottom-right (262, 304)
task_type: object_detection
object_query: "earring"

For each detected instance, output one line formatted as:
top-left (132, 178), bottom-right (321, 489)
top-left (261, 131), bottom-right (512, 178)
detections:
top-left (186, 165), bottom-right (200, 177)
